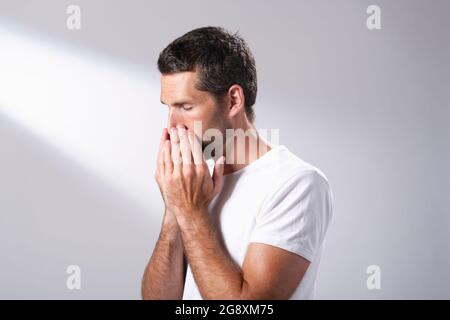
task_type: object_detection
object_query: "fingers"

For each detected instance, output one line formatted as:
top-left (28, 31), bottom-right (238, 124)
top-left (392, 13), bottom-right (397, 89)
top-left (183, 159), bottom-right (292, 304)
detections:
top-left (163, 140), bottom-right (173, 175)
top-left (169, 127), bottom-right (182, 173)
top-left (167, 125), bottom-right (205, 172)
top-left (188, 129), bottom-right (204, 166)
top-left (178, 126), bottom-right (193, 165)
top-left (157, 128), bottom-right (169, 174)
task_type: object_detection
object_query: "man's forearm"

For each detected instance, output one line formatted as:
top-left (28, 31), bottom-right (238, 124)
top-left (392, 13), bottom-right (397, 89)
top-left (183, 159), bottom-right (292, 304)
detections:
top-left (141, 211), bottom-right (186, 300)
top-left (177, 209), bottom-right (246, 300)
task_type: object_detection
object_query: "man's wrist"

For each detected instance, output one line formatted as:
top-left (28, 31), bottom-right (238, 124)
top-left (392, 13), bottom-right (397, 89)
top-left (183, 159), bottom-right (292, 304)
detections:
top-left (175, 208), bottom-right (213, 237)
top-left (162, 209), bottom-right (178, 226)
top-left (159, 210), bottom-right (181, 242)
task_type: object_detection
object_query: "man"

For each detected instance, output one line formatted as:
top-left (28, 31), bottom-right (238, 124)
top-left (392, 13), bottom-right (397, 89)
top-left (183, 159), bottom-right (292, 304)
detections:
top-left (141, 26), bottom-right (333, 300)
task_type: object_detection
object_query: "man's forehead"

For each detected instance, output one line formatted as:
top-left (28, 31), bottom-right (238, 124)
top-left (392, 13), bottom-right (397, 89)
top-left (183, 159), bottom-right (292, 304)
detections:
top-left (160, 71), bottom-right (205, 104)
top-left (160, 72), bottom-right (195, 99)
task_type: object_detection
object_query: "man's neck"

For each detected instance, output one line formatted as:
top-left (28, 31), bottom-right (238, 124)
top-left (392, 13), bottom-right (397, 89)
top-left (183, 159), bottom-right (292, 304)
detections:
top-left (222, 125), bottom-right (272, 176)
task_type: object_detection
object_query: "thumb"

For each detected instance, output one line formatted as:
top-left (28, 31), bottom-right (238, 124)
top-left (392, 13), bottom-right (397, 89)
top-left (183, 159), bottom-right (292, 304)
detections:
top-left (212, 156), bottom-right (225, 195)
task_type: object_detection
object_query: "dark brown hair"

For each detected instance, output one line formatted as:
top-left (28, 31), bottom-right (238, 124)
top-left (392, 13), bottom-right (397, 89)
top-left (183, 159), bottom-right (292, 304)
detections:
top-left (157, 26), bottom-right (257, 122)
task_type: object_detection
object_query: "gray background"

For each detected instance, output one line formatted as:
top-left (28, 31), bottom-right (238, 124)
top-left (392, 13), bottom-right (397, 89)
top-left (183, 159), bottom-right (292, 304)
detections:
top-left (0, 0), bottom-right (448, 299)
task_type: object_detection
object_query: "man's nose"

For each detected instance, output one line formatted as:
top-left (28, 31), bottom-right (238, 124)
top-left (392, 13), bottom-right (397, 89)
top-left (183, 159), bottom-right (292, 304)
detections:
top-left (167, 108), bottom-right (183, 129)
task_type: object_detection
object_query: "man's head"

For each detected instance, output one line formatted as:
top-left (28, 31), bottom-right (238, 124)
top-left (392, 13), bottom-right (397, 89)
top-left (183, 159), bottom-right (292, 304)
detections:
top-left (157, 26), bottom-right (257, 152)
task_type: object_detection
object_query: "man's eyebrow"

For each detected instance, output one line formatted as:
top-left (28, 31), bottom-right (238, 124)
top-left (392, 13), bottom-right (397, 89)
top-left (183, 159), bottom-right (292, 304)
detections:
top-left (160, 100), bottom-right (192, 106)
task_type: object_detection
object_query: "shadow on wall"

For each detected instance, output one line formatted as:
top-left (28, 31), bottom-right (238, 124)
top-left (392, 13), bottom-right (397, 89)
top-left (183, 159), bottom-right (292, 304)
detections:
top-left (0, 111), bottom-right (160, 299)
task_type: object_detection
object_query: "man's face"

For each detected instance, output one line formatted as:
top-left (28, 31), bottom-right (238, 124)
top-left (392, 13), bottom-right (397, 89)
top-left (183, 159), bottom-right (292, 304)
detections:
top-left (160, 71), bottom-right (230, 152)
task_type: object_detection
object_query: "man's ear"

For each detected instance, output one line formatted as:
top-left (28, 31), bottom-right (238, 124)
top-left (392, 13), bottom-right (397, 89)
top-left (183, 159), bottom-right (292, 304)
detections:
top-left (227, 84), bottom-right (245, 119)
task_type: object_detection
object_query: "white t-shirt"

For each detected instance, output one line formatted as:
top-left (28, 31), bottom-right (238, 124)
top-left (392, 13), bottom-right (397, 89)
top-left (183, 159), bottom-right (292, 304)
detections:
top-left (182, 144), bottom-right (334, 300)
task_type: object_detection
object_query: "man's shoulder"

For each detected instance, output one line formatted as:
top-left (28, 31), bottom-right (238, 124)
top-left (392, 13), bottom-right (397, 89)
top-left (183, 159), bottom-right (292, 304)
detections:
top-left (271, 145), bottom-right (330, 188)
top-left (257, 145), bottom-right (334, 232)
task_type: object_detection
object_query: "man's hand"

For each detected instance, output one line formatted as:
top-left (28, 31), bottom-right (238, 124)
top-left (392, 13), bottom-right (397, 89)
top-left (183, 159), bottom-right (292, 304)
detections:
top-left (152, 126), bottom-right (310, 300)
top-left (155, 127), bottom-right (177, 226)
top-left (156, 125), bottom-right (225, 223)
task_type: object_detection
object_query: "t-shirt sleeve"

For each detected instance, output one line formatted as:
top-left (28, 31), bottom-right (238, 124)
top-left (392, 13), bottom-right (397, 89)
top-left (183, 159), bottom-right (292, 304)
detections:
top-left (249, 169), bottom-right (333, 262)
